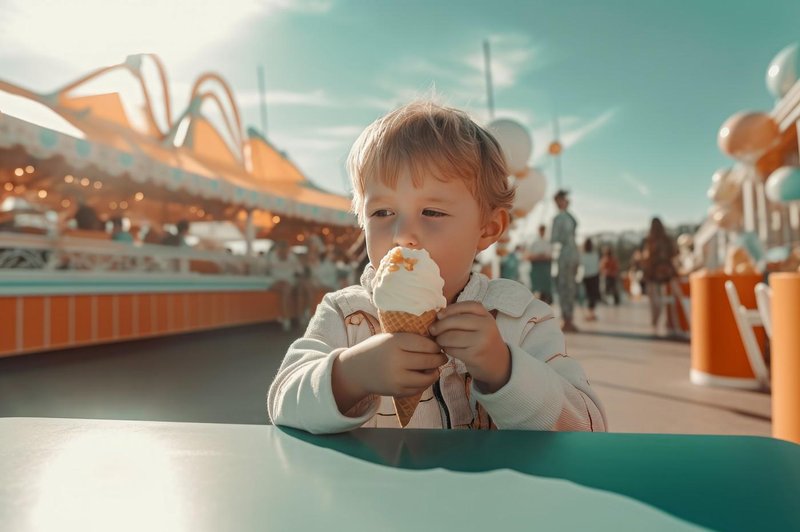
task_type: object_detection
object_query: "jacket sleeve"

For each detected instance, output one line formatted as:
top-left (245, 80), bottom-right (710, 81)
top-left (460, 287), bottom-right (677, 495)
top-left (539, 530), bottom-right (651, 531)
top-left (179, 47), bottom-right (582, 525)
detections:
top-left (267, 293), bottom-right (380, 434)
top-left (471, 303), bottom-right (607, 432)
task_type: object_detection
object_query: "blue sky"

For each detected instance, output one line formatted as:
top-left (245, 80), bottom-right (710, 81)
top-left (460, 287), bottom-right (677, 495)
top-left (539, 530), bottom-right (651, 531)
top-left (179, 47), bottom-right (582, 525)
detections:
top-left (1, 0), bottom-right (799, 237)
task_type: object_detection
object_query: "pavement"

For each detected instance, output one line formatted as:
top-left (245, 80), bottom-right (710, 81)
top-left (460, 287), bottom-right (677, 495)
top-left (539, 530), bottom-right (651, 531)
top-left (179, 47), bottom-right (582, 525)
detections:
top-left (0, 297), bottom-right (772, 436)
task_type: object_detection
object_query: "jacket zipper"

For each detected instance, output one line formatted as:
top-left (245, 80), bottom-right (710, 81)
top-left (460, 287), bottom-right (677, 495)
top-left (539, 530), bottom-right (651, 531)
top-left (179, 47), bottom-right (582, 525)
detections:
top-left (432, 379), bottom-right (451, 429)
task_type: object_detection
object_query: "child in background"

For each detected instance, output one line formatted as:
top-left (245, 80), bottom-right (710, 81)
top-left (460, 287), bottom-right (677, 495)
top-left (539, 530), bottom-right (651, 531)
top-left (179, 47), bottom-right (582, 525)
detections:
top-left (268, 100), bottom-right (606, 433)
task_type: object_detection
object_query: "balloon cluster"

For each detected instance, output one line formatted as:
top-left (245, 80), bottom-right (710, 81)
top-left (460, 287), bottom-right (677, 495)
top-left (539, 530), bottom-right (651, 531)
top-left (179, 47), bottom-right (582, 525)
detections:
top-left (763, 43), bottom-right (800, 205)
top-left (711, 42), bottom-right (800, 232)
top-left (485, 118), bottom-right (548, 257)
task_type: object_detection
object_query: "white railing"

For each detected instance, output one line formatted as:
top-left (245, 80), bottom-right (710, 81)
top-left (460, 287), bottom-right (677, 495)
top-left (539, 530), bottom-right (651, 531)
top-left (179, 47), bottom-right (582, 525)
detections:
top-left (0, 231), bottom-right (267, 276)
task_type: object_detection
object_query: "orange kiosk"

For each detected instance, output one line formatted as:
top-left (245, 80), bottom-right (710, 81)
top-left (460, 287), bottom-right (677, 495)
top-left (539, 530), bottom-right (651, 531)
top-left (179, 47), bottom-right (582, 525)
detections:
top-left (689, 271), bottom-right (766, 389)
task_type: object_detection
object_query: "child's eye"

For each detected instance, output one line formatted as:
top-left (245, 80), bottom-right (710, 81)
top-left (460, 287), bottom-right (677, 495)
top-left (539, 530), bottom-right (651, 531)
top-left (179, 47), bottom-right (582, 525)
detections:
top-left (369, 209), bottom-right (393, 218)
top-left (422, 209), bottom-right (447, 217)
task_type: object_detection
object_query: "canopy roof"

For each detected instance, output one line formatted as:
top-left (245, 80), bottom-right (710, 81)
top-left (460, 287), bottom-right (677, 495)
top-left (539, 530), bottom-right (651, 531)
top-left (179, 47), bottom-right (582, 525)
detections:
top-left (0, 54), bottom-right (356, 229)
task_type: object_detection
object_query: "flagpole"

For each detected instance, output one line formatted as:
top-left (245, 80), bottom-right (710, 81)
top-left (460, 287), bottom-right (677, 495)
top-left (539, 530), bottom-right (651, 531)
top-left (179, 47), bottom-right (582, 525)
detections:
top-left (483, 39), bottom-right (495, 120)
top-left (257, 65), bottom-right (268, 136)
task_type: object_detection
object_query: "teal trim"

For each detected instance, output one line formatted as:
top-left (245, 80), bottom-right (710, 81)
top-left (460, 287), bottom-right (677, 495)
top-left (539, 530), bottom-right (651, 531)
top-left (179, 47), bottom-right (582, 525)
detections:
top-left (39, 129), bottom-right (58, 149)
top-left (118, 152), bottom-right (134, 167)
top-left (0, 274), bottom-right (271, 296)
top-left (75, 138), bottom-right (91, 157)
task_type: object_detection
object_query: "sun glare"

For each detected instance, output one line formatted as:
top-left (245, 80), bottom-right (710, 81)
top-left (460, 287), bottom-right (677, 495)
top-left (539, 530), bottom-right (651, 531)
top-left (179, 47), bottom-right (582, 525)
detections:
top-left (32, 430), bottom-right (185, 532)
top-left (1, 0), bottom-right (264, 71)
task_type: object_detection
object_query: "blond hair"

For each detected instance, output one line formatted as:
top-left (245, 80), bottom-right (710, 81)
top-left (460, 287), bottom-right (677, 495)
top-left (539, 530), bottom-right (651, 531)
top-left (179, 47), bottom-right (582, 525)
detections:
top-left (347, 100), bottom-right (514, 226)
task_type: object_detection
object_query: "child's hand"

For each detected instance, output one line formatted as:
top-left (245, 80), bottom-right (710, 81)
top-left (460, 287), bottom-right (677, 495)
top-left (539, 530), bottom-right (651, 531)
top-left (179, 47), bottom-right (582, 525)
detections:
top-left (332, 333), bottom-right (446, 413)
top-left (429, 302), bottom-right (511, 394)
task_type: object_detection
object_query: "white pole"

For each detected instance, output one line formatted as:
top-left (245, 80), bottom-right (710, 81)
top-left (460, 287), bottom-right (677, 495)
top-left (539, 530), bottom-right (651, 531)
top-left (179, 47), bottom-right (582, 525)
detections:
top-left (790, 203), bottom-right (800, 245)
top-left (755, 179), bottom-right (769, 247)
top-left (245, 210), bottom-right (255, 257)
top-left (742, 177), bottom-right (755, 232)
top-left (483, 40), bottom-right (495, 120)
top-left (257, 65), bottom-right (268, 137)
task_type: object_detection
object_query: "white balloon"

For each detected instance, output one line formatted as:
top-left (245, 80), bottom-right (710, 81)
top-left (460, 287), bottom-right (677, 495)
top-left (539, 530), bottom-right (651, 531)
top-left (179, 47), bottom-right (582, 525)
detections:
top-left (487, 118), bottom-right (532, 175)
top-left (706, 167), bottom-right (741, 205)
top-left (766, 43), bottom-right (799, 100)
top-left (511, 167), bottom-right (547, 217)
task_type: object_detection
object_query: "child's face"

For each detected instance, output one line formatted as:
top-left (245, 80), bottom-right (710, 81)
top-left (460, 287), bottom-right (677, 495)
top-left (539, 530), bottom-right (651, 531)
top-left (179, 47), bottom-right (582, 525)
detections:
top-left (363, 168), bottom-right (501, 303)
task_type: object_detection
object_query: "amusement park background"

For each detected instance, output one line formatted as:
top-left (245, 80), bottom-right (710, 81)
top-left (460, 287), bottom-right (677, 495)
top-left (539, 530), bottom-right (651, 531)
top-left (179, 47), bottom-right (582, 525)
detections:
top-left (1, 0), bottom-right (800, 444)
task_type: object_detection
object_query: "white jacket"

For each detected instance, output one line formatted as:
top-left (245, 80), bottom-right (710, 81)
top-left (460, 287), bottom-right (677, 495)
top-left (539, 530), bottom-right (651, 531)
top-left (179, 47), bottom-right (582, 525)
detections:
top-left (268, 269), bottom-right (607, 434)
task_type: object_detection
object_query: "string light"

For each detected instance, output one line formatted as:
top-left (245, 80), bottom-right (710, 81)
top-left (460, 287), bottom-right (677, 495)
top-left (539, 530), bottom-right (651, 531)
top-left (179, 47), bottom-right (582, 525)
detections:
top-left (134, 192), bottom-right (144, 201)
top-left (25, 165), bottom-right (34, 174)
top-left (64, 175), bottom-right (74, 183)
top-left (80, 178), bottom-right (90, 187)
top-left (119, 201), bottom-right (128, 209)
top-left (109, 202), bottom-right (118, 209)
top-left (272, 215), bottom-right (281, 224)
top-left (3, 183), bottom-right (13, 192)
top-left (93, 181), bottom-right (102, 189)
top-left (37, 190), bottom-right (47, 199)
top-left (61, 199), bottom-right (71, 208)
top-left (14, 168), bottom-right (24, 177)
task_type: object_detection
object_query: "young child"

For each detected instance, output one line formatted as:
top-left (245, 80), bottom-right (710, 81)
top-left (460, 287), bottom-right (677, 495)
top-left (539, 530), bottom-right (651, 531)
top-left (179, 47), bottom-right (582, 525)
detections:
top-left (268, 100), bottom-right (606, 434)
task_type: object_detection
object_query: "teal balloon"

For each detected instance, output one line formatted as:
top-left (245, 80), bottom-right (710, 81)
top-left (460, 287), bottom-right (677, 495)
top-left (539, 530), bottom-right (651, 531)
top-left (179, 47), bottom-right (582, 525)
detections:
top-left (765, 166), bottom-right (800, 202)
top-left (766, 43), bottom-right (799, 99)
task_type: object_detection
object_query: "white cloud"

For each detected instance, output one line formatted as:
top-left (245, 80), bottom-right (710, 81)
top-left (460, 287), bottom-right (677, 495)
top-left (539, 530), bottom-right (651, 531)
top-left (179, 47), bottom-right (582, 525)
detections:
top-left (0, 0), bottom-right (328, 72)
top-left (236, 89), bottom-right (334, 108)
top-left (621, 173), bottom-right (651, 197)
top-left (270, 134), bottom-right (349, 154)
top-left (463, 34), bottom-right (541, 89)
top-left (530, 108), bottom-right (618, 163)
top-left (315, 125), bottom-right (365, 138)
top-left (560, 108), bottom-right (617, 148)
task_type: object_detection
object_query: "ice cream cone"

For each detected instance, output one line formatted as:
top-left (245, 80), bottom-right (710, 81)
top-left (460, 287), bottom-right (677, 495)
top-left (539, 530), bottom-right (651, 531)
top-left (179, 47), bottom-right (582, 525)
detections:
top-left (378, 309), bottom-right (438, 427)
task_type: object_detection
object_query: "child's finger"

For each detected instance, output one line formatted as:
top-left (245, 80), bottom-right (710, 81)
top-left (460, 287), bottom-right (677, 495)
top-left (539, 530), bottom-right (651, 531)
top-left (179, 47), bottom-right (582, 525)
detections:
top-left (434, 330), bottom-right (473, 350)
top-left (400, 368), bottom-right (441, 390)
top-left (428, 314), bottom-right (481, 336)
top-left (393, 332), bottom-right (441, 353)
top-left (436, 301), bottom-right (488, 320)
top-left (403, 352), bottom-right (447, 371)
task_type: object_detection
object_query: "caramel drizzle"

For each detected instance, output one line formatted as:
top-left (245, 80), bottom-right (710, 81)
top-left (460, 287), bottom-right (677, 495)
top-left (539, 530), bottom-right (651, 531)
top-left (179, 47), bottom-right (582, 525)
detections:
top-left (386, 248), bottom-right (419, 272)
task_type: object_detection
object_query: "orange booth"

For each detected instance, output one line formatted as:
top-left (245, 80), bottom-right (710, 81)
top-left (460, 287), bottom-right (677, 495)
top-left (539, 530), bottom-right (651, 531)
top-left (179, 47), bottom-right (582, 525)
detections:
top-left (689, 271), bottom-right (767, 389)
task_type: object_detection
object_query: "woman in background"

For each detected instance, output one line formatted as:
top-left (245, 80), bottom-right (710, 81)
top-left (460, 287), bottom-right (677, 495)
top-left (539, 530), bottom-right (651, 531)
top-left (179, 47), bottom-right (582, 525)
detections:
top-left (641, 217), bottom-right (678, 331)
top-left (580, 238), bottom-right (601, 321)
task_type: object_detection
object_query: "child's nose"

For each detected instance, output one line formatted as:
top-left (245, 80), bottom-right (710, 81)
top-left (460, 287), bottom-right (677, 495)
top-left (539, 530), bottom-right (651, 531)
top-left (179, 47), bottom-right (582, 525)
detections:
top-left (393, 218), bottom-right (420, 249)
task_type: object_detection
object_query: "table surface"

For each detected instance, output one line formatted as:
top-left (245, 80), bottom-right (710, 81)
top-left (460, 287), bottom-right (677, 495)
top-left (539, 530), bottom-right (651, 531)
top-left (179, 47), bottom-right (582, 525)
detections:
top-left (2, 418), bottom-right (799, 531)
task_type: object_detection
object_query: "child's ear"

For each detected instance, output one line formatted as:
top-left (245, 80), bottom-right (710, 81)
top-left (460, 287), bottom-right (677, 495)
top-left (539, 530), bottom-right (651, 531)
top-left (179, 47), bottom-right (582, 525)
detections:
top-left (477, 208), bottom-right (510, 252)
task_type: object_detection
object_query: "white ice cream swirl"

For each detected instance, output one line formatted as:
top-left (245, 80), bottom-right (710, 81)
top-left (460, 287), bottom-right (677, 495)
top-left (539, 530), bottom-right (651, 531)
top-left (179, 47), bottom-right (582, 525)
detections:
top-left (372, 247), bottom-right (446, 315)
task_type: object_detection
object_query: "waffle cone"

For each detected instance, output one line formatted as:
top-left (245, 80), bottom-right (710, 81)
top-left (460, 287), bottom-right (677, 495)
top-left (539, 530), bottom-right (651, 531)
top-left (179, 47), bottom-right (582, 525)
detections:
top-left (378, 309), bottom-right (438, 427)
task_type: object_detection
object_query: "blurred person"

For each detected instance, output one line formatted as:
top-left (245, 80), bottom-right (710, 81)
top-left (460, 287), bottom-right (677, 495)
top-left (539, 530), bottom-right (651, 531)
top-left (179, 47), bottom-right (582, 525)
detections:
top-left (268, 240), bottom-right (302, 331)
top-left (599, 246), bottom-right (621, 306)
top-left (161, 219), bottom-right (190, 246)
top-left (527, 224), bottom-right (553, 304)
top-left (628, 249), bottom-right (645, 301)
top-left (311, 249), bottom-right (340, 291)
top-left (499, 246), bottom-right (522, 282)
top-left (580, 238), bottom-right (601, 321)
top-left (110, 216), bottom-right (134, 243)
top-left (74, 202), bottom-right (102, 230)
top-left (551, 190), bottom-right (580, 333)
top-left (641, 217), bottom-right (678, 331)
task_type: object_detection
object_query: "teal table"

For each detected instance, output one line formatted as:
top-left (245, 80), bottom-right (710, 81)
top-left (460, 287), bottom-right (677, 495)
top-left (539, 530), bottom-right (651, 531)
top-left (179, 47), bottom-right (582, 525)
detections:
top-left (1, 418), bottom-right (798, 531)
